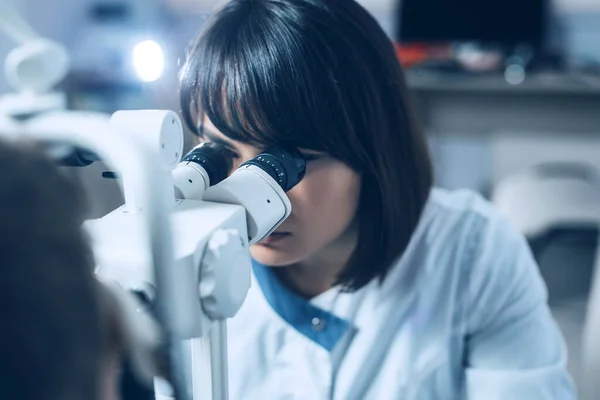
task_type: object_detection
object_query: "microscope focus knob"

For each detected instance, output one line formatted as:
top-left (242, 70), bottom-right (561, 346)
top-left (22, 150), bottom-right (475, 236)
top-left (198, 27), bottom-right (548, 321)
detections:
top-left (199, 229), bottom-right (252, 320)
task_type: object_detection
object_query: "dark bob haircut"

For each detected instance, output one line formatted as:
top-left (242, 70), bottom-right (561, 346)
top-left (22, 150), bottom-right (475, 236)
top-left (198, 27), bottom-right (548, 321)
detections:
top-left (180, 0), bottom-right (433, 291)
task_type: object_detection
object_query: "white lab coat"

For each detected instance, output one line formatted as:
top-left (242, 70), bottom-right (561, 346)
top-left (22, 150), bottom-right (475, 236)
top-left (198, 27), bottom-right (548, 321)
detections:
top-left (226, 188), bottom-right (576, 399)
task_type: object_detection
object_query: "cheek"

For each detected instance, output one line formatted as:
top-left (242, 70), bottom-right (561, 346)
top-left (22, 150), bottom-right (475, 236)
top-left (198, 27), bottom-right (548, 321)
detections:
top-left (287, 163), bottom-right (361, 231)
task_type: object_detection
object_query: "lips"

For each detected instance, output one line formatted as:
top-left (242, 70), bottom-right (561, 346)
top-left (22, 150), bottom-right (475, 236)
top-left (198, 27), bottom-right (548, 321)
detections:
top-left (259, 232), bottom-right (291, 245)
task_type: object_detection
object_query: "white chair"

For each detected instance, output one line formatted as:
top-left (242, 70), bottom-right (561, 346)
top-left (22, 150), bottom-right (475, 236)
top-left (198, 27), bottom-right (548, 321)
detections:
top-left (492, 162), bottom-right (600, 239)
top-left (492, 161), bottom-right (600, 398)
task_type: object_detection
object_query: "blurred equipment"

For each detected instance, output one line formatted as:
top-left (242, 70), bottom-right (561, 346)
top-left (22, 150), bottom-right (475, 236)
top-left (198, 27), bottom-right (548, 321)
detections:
top-left (67, 1), bottom-right (172, 112)
top-left (70, 2), bottom-right (166, 85)
top-left (395, 0), bottom-right (555, 74)
top-left (0, 1), bottom-right (69, 116)
top-left (397, 0), bottom-right (547, 47)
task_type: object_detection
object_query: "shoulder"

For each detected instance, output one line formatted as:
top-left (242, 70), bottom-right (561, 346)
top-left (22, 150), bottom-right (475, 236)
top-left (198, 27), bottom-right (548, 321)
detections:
top-left (414, 187), bottom-right (520, 259)
top-left (399, 188), bottom-right (546, 329)
top-left (426, 187), bottom-right (505, 228)
top-left (390, 187), bottom-right (541, 302)
top-left (424, 187), bottom-right (537, 275)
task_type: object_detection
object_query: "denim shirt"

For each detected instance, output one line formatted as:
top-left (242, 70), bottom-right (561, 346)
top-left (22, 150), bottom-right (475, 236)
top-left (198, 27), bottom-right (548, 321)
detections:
top-left (226, 188), bottom-right (576, 399)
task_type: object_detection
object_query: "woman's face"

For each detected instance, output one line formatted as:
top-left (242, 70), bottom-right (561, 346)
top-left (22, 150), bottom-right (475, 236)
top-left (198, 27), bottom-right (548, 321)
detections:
top-left (199, 117), bottom-right (361, 268)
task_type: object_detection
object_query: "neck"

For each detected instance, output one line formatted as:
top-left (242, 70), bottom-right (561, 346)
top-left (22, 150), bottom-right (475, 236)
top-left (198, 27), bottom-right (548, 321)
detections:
top-left (275, 227), bottom-right (357, 298)
top-left (274, 261), bottom-right (339, 299)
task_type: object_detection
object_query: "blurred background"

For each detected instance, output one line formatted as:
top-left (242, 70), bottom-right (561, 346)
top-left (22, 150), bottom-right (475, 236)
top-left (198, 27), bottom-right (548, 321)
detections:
top-left (2, 0), bottom-right (600, 393)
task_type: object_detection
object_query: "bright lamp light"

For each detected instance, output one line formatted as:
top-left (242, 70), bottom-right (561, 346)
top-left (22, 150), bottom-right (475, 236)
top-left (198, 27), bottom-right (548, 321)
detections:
top-left (133, 40), bottom-right (164, 82)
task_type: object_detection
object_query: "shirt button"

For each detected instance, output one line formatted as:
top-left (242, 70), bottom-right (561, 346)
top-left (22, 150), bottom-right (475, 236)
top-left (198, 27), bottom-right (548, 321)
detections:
top-left (311, 317), bottom-right (327, 331)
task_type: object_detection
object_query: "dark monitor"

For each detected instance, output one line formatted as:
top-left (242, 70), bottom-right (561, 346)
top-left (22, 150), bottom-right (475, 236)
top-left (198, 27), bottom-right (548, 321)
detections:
top-left (396, 0), bottom-right (548, 47)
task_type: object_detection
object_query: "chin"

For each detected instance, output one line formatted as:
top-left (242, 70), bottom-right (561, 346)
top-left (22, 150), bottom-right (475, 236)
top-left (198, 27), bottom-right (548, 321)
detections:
top-left (249, 244), bottom-right (303, 267)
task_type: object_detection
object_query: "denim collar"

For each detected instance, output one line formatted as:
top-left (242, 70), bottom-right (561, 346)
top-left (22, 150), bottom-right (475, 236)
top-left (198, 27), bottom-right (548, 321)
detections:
top-left (252, 260), bottom-right (350, 352)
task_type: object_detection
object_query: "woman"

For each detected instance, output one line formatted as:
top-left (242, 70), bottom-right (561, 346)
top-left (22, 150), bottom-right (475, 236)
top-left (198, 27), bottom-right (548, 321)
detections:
top-left (180, 0), bottom-right (575, 398)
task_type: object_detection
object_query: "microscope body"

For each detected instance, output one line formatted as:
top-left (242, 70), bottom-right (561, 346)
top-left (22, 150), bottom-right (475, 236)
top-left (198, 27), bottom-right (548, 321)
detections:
top-left (88, 197), bottom-right (251, 400)
top-left (82, 110), bottom-right (303, 400)
top-left (89, 198), bottom-right (251, 337)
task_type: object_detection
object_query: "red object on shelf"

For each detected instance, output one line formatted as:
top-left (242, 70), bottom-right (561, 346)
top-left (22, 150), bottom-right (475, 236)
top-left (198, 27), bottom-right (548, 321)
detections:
top-left (394, 42), bottom-right (454, 68)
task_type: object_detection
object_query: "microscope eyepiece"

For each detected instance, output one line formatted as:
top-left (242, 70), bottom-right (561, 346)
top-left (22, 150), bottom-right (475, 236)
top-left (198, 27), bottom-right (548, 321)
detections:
top-left (181, 142), bottom-right (232, 186)
top-left (175, 144), bottom-right (305, 201)
top-left (240, 147), bottom-right (306, 192)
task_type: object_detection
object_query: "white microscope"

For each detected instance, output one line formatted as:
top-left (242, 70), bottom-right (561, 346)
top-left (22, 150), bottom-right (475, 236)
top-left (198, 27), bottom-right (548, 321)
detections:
top-left (90, 110), bottom-right (305, 400)
top-left (0, 4), bottom-right (305, 400)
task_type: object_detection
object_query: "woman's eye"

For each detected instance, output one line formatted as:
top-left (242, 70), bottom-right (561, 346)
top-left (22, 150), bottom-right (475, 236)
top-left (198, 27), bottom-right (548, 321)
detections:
top-left (302, 153), bottom-right (322, 162)
top-left (199, 140), bottom-right (240, 159)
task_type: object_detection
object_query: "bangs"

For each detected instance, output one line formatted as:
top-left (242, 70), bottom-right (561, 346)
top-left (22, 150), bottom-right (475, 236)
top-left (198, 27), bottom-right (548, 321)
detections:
top-left (180, 39), bottom-right (279, 148)
top-left (179, 1), bottom-right (358, 157)
top-left (180, 5), bottom-right (330, 151)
